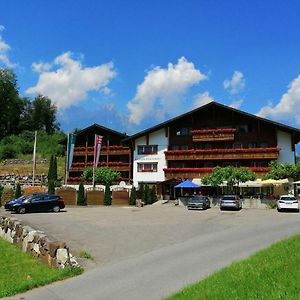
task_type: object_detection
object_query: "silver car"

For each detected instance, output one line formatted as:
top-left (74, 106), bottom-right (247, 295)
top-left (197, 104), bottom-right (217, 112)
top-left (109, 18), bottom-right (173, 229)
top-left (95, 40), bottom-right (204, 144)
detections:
top-left (187, 196), bottom-right (211, 210)
top-left (220, 195), bottom-right (242, 210)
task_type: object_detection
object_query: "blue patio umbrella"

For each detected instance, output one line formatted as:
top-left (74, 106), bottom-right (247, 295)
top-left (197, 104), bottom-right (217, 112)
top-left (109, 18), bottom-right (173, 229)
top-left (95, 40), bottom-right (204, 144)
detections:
top-left (175, 179), bottom-right (201, 188)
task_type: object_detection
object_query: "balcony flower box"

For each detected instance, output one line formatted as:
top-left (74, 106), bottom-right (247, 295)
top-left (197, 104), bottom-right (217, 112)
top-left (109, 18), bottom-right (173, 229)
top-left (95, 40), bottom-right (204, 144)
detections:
top-left (191, 128), bottom-right (236, 134)
top-left (165, 147), bottom-right (280, 155)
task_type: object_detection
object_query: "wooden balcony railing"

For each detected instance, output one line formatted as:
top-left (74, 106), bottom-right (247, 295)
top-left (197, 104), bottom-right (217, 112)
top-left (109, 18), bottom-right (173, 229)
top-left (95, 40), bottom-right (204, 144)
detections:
top-left (73, 146), bottom-right (131, 156)
top-left (165, 147), bottom-right (280, 161)
top-left (163, 167), bottom-right (271, 179)
top-left (191, 128), bottom-right (236, 142)
top-left (70, 162), bottom-right (130, 172)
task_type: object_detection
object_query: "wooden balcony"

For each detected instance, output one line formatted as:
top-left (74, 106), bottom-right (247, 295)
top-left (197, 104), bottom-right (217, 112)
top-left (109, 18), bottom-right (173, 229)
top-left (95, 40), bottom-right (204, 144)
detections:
top-left (70, 163), bottom-right (130, 172)
top-left (73, 146), bottom-right (131, 156)
top-left (192, 128), bottom-right (236, 142)
top-left (164, 168), bottom-right (213, 179)
top-left (165, 147), bottom-right (280, 161)
top-left (163, 167), bottom-right (271, 179)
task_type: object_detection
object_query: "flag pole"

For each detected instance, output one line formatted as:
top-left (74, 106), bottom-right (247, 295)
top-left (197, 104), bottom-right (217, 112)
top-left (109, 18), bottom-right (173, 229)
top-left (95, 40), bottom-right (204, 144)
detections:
top-left (32, 131), bottom-right (37, 186)
top-left (65, 133), bottom-right (69, 185)
top-left (92, 134), bottom-right (96, 188)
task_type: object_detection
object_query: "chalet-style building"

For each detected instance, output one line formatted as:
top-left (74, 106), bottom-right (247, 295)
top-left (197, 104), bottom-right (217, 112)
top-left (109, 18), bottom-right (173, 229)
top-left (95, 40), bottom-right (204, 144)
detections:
top-left (64, 124), bottom-right (131, 184)
top-left (123, 102), bottom-right (300, 195)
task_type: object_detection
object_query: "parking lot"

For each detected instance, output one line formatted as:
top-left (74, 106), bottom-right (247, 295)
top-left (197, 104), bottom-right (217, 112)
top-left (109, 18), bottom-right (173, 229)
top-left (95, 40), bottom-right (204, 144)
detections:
top-left (2, 205), bottom-right (300, 269)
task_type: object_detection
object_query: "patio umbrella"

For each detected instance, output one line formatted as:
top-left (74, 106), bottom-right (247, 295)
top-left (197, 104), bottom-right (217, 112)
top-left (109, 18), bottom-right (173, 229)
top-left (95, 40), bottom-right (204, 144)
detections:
top-left (175, 179), bottom-right (201, 188)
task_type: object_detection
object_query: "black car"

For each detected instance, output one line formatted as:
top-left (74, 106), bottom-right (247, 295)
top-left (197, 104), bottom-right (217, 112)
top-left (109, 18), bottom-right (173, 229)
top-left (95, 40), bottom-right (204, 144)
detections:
top-left (12, 193), bottom-right (65, 214)
top-left (4, 193), bottom-right (39, 210)
top-left (187, 196), bottom-right (211, 210)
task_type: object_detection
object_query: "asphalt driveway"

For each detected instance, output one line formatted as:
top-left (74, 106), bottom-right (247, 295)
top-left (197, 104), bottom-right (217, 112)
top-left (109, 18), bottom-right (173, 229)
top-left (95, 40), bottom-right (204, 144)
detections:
top-left (2, 205), bottom-right (299, 268)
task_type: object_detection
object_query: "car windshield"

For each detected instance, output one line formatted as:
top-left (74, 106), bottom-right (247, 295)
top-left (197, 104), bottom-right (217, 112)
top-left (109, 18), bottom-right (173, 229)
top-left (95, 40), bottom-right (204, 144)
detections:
top-left (281, 197), bottom-right (296, 201)
top-left (190, 196), bottom-right (206, 202)
top-left (222, 196), bottom-right (237, 200)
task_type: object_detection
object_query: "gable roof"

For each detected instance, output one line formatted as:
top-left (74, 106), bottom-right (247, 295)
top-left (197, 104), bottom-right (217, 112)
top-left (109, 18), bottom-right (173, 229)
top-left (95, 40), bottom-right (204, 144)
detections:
top-left (123, 101), bottom-right (300, 142)
top-left (59, 123), bottom-right (127, 144)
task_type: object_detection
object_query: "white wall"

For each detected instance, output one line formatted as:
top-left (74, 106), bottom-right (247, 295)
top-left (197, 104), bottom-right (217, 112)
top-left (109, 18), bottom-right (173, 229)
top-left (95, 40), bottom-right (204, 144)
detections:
top-left (133, 128), bottom-right (168, 187)
top-left (277, 130), bottom-right (295, 164)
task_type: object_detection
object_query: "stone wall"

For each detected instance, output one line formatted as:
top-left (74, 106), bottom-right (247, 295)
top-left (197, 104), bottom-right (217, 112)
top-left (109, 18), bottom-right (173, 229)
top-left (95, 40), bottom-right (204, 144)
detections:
top-left (0, 215), bottom-right (78, 269)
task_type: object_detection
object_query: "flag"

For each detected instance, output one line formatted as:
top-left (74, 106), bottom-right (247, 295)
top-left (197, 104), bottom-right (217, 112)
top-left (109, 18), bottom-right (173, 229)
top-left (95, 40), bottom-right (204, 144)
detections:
top-left (93, 135), bottom-right (103, 168)
top-left (66, 133), bottom-right (76, 172)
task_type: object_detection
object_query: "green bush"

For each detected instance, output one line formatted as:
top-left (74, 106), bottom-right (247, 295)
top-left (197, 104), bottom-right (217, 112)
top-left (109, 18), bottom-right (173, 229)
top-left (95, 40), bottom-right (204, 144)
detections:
top-left (104, 184), bottom-right (112, 206)
top-left (0, 144), bottom-right (17, 160)
top-left (1, 188), bottom-right (14, 202)
top-left (149, 185), bottom-right (158, 204)
top-left (48, 180), bottom-right (55, 194)
top-left (14, 183), bottom-right (22, 198)
top-left (77, 181), bottom-right (86, 206)
top-left (129, 186), bottom-right (137, 205)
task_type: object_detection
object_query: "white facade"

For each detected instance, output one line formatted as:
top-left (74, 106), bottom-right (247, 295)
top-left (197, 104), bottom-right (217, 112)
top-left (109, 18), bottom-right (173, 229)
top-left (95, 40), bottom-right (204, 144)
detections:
top-left (277, 130), bottom-right (295, 164)
top-left (133, 128), bottom-right (168, 187)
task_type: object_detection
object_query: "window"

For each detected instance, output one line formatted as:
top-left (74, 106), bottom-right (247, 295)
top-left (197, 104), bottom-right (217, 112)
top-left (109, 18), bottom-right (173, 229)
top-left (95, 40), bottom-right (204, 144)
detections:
top-left (233, 143), bottom-right (243, 149)
top-left (236, 125), bottom-right (249, 133)
top-left (169, 145), bottom-right (189, 150)
top-left (137, 145), bottom-right (158, 155)
top-left (176, 128), bottom-right (191, 136)
top-left (137, 163), bottom-right (158, 172)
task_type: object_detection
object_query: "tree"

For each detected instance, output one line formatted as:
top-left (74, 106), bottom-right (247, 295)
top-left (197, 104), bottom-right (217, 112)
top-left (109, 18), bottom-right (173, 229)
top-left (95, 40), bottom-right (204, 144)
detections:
top-left (77, 181), bottom-right (86, 206)
top-left (48, 155), bottom-right (58, 183)
top-left (202, 166), bottom-right (256, 194)
top-left (149, 185), bottom-right (158, 204)
top-left (0, 184), bottom-right (4, 204)
top-left (48, 155), bottom-right (54, 180)
top-left (14, 183), bottom-right (22, 198)
top-left (143, 184), bottom-right (149, 205)
top-left (0, 69), bottom-right (25, 138)
top-left (104, 184), bottom-right (112, 205)
top-left (48, 180), bottom-right (55, 194)
top-left (129, 186), bottom-right (137, 205)
top-left (31, 95), bottom-right (60, 134)
top-left (265, 161), bottom-right (299, 180)
top-left (82, 166), bottom-right (120, 185)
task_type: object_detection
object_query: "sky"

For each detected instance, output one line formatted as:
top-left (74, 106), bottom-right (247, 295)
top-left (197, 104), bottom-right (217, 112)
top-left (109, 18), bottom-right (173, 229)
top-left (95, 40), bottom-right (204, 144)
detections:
top-left (1, 0), bottom-right (300, 135)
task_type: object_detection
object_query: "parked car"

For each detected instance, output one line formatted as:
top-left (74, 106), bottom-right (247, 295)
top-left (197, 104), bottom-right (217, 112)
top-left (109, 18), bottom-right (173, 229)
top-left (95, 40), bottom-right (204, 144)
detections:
top-left (220, 195), bottom-right (242, 210)
top-left (277, 195), bottom-right (299, 212)
top-left (11, 193), bottom-right (65, 214)
top-left (187, 196), bottom-right (211, 210)
top-left (4, 193), bottom-right (39, 210)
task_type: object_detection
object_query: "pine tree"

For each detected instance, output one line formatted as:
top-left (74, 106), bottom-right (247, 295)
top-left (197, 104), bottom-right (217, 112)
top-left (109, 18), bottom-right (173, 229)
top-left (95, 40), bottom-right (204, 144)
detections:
top-left (14, 183), bottom-right (22, 198)
top-left (53, 156), bottom-right (57, 181)
top-left (144, 184), bottom-right (149, 205)
top-left (129, 186), bottom-right (137, 205)
top-left (48, 155), bottom-right (54, 180)
top-left (149, 185), bottom-right (158, 204)
top-left (104, 184), bottom-right (112, 206)
top-left (77, 181), bottom-right (86, 206)
top-left (48, 180), bottom-right (55, 194)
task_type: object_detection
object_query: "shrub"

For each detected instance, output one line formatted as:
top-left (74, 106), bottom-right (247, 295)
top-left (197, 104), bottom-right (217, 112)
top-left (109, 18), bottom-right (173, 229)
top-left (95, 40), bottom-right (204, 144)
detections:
top-left (129, 186), bottom-right (137, 205)
top-left (14, 183), bottom-right (22, 198)
top-left (0, 144), bottom-right (17, 160)
top-left (149, 185), bottom-right (158, 204)
top-left (1, 188), bottom-right (14, 202)
top-left (77, 181), bottom-right (86, 206)
top-left (143, 184), bottom-right (149, 205)
top-left (48, 180), bottom-right (55, 194)
top-left (104, 184), bottom-right (112, 206)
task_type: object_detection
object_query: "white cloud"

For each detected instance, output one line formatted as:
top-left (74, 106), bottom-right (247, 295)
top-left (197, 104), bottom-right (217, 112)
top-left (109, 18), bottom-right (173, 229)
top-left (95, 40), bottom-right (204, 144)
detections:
top-left (127, 57), bottom-right (207, 124)
top-left (0, 25), bottom-right (16, 68)
top-left (223, 70), bottom-right (245, 94)
top-left (192, 92), bottom-right (214, 108)
top-left (257, 75), bottom-right (300, 124)
top-left (27, 52), bottom-right (116, 109)
top-left (229, 99), bottom-right (243, 109)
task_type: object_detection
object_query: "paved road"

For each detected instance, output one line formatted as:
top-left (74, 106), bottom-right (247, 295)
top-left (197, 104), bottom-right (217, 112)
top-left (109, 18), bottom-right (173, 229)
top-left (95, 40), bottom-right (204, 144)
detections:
top-left (4, 207), bottom-right (300, 300)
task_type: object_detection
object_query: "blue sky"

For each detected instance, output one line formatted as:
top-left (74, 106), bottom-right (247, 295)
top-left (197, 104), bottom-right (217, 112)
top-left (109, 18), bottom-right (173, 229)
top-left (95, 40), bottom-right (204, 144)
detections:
top-left (1, 0), bottom-right (300, 134)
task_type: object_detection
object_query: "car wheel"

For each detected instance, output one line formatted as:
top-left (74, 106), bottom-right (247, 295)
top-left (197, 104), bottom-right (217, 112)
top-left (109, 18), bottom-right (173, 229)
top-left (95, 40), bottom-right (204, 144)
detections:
top-left (277, 208), bottom-right (281, 212)
top-left (18, 207), bottom-right (26, 214)
top-left (297, 209), bottom-right (300, 213)
top-left (53, 205), bottom-right (60, 213)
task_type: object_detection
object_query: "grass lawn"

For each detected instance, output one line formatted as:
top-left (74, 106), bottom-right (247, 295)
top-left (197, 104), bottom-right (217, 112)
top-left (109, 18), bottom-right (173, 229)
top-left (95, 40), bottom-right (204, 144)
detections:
top-left (0, 238), bottom-right (82, 298)
top-left (166, 234), bottom-right (300, 300)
